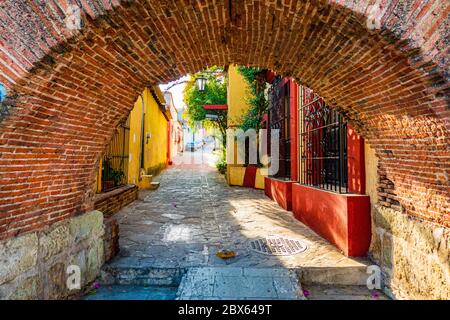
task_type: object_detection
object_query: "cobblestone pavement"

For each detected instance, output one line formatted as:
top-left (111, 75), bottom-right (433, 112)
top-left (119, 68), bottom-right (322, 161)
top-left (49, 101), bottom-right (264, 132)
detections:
top-left (115, 157), bottom-right (367, 271)
top-left (99, 149), bottom-right (381, 300)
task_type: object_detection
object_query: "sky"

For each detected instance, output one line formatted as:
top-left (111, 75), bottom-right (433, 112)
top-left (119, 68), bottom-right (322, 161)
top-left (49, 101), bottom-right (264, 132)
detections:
top-left (159, 75), bottom-right (190, 112)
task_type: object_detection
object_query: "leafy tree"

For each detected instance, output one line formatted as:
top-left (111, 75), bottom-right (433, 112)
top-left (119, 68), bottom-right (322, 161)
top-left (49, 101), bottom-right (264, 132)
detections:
top-left (183, 67), bottom-right (228, 152)
top-left (237, 66), bottom-right (269, 166)
top-left (237, 66), bottom-right (268, 133)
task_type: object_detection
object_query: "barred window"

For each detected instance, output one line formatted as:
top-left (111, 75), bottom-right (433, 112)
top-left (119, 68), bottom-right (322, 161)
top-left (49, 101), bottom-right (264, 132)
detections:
top-left (268, 76), bottom-right (291, 180)
top-left (100, 117), bottom-right (130, 192)
top-left (299, 87), bottom-right (348, 193)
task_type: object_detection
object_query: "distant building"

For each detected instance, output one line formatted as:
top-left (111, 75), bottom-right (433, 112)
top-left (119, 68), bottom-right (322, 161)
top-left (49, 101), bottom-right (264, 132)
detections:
top-left (96, 86), bottom-right (171, 193)
top-left (164, 92), bottom-right (184, 162)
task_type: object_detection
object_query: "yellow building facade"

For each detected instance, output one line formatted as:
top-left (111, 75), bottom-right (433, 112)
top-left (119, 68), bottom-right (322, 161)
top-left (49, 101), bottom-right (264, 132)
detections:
top-left (226, 64), bottom-right (265, 189)
top-left (98, 86), bottom-right (170, 192)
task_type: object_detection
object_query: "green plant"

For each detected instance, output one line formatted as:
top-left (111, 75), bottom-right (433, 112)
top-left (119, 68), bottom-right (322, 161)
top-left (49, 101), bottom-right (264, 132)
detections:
top-left (237, 66), bottom-right (269, 133)
top-left (216, 157), bottom-right (227, 175)
top-left (102, 159), bottom-right (125, 186)
top-left (236, 66), bottom-right (269, 166)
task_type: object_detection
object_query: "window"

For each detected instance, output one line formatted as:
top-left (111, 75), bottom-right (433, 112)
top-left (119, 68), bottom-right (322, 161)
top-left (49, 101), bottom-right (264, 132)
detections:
top-left (268, 76), bottom-right (291, 179)
top-left (100, 117), bottom-right (130, 192)
top-left (299, 86), bottom-right (348, 193)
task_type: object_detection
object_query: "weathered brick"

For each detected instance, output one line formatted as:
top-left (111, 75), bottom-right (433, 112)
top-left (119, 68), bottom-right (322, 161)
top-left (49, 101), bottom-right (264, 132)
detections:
top-left (0, 0), bottom-right (448, 242)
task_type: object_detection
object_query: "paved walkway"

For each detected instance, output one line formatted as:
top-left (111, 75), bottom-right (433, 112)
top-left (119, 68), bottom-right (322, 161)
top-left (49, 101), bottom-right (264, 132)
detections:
top-left (92, 149), bottom-right (384, 300)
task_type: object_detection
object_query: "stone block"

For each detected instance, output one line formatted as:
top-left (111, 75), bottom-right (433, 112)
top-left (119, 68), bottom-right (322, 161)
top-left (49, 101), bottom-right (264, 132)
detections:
top-left (39, 223), bottom-right (70, 262)
top-left (104, 216), bottom-right (120, 262)
top-left (0, 211), bottom-right (106, 300)
top-left (369, 227), bottom-right (382, 262)
top-left (9, 275), bottom-right (41, 300)
top-left (69, 211), bottom-right (104, 244)
top-left (47, 262), bottom-right (67, 300)
top-left (0, 233), bottom-right (38, 285)
top-left (371, 205), bottom-right (450, 300)
top-left (70, 249), bottom-right (87, 281)
top-left (381, 232), bottom-right (393, 269)
top-left (86, 241), bottom-right (104, 284)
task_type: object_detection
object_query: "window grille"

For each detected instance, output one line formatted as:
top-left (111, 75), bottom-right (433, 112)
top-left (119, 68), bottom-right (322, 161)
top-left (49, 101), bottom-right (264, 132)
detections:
top-left (100, 117), bottom-right (130, 192)
top-left (299, 87), bottom-right (348, 193)
top-left (268, 76), bottom-right (291, 180)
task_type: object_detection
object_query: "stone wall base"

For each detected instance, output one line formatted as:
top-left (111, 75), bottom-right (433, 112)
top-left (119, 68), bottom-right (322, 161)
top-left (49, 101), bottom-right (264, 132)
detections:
top-left (370, 205), bottom-right (450, 300)
top-left (0, 211), bottom-right (105, 300)
top-left (103, 216), bottom-right (120, 263)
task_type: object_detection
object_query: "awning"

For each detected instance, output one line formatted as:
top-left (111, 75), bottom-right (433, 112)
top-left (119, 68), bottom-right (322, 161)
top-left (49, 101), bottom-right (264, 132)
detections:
top-left (203, 104), bottom-right (228, 110)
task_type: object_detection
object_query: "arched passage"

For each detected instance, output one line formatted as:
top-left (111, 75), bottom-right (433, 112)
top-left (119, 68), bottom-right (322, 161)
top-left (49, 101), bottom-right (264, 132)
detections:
top-left (0, 0), bottom-right (448, 299)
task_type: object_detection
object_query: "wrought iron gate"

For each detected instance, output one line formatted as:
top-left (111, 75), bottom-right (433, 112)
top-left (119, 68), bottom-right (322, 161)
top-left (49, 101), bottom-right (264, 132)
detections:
top-left (299, 87), bottom-right (348, 193)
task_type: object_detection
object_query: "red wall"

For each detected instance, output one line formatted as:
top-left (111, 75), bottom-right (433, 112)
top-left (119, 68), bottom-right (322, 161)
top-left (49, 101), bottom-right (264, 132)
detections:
top-left (264, 177), bottom-right (293, 211)
top-left (243, 165), bottom-right (258, 188)
top-left (167, 122), bottom-right (172, 165)
top-left (290, 81), bottom-right (298, 181)
top-left (347, 125), bottom-right (365, 194)
top-left (292, 184), bottom-right (371, 257)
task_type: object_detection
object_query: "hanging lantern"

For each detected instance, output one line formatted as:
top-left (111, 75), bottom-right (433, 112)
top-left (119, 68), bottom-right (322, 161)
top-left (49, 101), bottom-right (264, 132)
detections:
top-left (195, 76), bottom-right (207, 92)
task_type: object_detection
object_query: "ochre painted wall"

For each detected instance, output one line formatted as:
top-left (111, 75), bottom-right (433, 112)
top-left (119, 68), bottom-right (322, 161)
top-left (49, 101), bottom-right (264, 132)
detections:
top-left (227, 64), bottom-right (250, 128)
top-left (364, 143), bottom-right (379, 205)
top-left (101, 86), bottom-right (169, 191)
top-left (128, 95), bottom-right (144, 186)
top-left (225, 65), bottom-right (266, 190)
top-left (142, 87), bottom-right (169, 177)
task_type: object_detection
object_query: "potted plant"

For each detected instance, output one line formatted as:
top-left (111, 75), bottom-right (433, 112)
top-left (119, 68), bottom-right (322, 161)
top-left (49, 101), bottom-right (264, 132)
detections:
top-left (102, 158), bottom-right (125, 191)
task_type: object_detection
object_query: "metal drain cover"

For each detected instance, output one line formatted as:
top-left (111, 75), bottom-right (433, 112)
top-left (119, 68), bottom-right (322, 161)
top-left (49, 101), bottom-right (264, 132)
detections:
top-left (248, 236), bottom-right (308, 256)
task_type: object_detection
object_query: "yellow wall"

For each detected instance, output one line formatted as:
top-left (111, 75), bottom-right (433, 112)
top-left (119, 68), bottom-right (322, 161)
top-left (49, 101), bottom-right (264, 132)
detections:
top-left (127, 95), bottom-right (144, 186)
top-left (141, 87), bottom-right (168, 176)
top-left (98, 86), bottom-right (169, 192)
top-left (365, 143), bottom-right (379, 206)
top-left (227, 64), bottom-right (251, 128)
top-left (226, 64), bottom-right (265, 189)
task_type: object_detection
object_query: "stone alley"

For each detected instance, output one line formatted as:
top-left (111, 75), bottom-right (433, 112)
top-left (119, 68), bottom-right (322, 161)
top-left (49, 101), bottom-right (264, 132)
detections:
top-left (85, 148), bottom-right (385, 300)
top-left (1, 1), bottom-right (448, 303)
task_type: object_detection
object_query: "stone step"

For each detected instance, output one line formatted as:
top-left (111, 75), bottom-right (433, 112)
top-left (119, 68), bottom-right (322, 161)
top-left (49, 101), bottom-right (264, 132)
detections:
top-left (176, 267), bottom-right (306, 300)
top-left (299, 265), bottom-right (370, 286)
top-left (302, 284), bottom-right (389, 300)
top-left (100, 258), bottom-right (186, 287)
top-left (83, 285), bottom-right (178, 300)
top-left (94, 261), bottom-right (383, 300)
top-left (149, 181), bottom-right (160, 190)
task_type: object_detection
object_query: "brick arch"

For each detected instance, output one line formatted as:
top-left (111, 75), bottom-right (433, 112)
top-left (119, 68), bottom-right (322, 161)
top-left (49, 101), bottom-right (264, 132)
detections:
top-left (0, 0), bottom-right (448, 240)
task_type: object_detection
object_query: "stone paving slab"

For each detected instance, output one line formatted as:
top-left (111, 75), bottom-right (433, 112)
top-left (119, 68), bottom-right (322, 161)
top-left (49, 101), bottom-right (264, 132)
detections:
top-left (113, 165), bottom-right (369, 275)
top-left (83, 285), bottom-right (178, 300)
top-left (99, 153), bottom-right (374, 299)
top-left (177, 267), bottom-right (305, 300)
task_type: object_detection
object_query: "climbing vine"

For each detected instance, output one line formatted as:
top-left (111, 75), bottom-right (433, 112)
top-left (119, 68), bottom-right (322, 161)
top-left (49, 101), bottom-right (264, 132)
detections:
top-left (237, 66), bottom-right (269, 132)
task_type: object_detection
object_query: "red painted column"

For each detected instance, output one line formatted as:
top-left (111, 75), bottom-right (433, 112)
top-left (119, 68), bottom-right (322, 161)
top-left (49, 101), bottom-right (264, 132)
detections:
top-left (290, 80), bottom-right (298, 181)
top-left (167, 122), bottom-right (172, 165)
top-left (347, 125), bottom-right (365, 194)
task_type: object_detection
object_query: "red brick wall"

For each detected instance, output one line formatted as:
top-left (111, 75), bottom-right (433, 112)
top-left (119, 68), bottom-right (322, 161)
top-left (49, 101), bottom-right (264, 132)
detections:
top-left (0, 1), bottom-right (448, 240)
top-left (94, 185), bottom-right (138, 217)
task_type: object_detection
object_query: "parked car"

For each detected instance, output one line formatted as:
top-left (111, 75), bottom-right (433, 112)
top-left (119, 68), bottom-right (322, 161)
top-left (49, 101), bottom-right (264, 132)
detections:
top-left (185, 142), bottom-right (196, 152)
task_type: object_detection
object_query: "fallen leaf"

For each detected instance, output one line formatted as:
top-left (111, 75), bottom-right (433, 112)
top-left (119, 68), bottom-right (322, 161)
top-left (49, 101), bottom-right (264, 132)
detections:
top-left (216, 250), bottom-right (237, 259)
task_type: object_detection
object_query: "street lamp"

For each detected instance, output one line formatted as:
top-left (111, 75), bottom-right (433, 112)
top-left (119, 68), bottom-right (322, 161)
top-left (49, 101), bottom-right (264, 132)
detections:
top-left (195, 76), bottom-right (207, 92)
